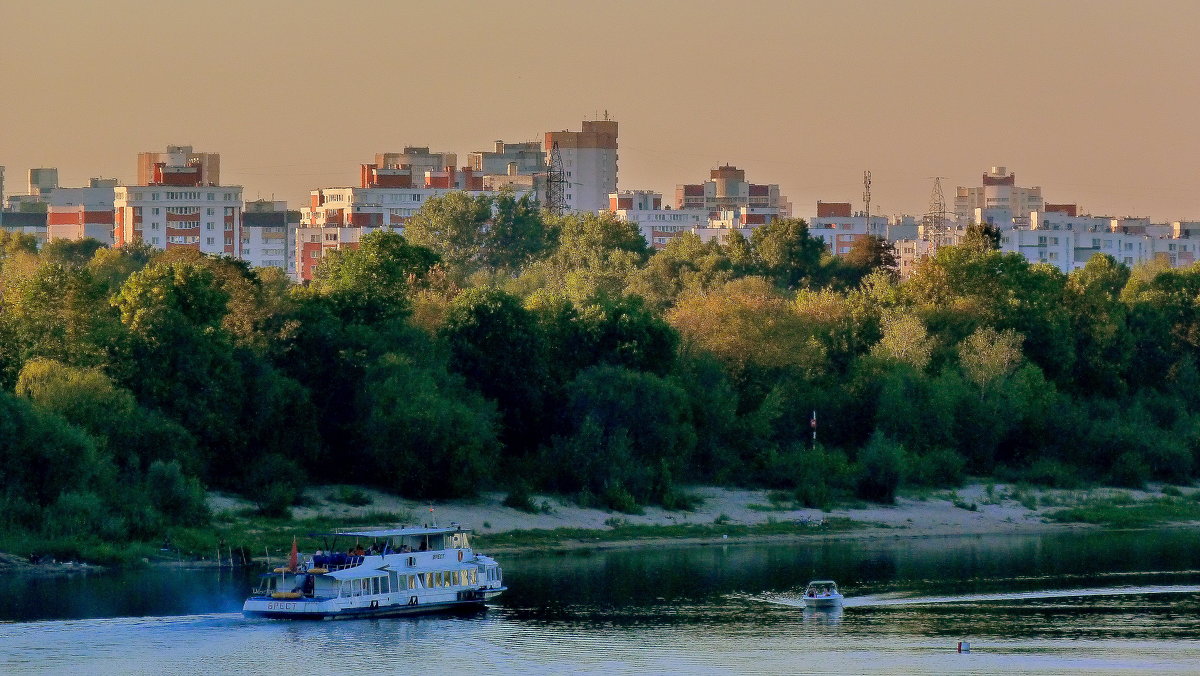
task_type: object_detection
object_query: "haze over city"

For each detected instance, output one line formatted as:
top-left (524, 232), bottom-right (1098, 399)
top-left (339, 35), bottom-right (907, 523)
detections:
top-left (3, 0), bottom-right (1199, 220)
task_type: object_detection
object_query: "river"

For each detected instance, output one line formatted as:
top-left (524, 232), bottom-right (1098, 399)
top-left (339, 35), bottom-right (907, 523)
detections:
top-left (2, 529), bottom-right (1199, 674)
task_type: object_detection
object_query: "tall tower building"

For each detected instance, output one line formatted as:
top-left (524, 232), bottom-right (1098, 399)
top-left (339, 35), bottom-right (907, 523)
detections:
top-left (137, 145), bottom-right (221, 186)
top-left (545, 118), bottom-right (618, 213)
top-left (28, 167), bottom-right (59, 196)
top-left (954, 166), bottom-right (1043, 227)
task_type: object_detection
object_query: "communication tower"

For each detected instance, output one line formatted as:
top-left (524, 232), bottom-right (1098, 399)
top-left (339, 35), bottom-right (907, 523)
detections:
top-left (862, 170), bottom-right (872, 228)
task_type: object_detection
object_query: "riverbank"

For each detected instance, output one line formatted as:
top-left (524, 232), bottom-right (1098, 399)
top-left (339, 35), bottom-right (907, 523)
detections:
top-left (210, 481), bottom-right (1197, 556)
top-left (6, 482), bottom-right (1196, 571)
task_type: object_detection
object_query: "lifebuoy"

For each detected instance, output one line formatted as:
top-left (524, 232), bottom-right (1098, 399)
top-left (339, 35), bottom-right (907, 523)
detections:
top-left (458, 550), bottom-right (463, 562)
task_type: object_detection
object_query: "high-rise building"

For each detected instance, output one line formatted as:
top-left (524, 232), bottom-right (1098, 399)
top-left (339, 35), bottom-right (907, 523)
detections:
top-left (46, 178), bottom-right (118, 245)
top-left (674, 165), bottom-right (791, 219)
top-left (545, 119), bottom-right (618, 213)
top-left (468, 141), bottom-right (545, 176)
top-left (117, 150), bottom-right (241, 254)
top-left (28, 167), bottom-right (59, 196)
top-left (242, 199), bottom-right (294, 275)
top-left (137, 145), bottom-right (220, 186)
top-left (374, 148), bottom-right (456, 177)
top-left (954, 166), bottom-right (1043, 227)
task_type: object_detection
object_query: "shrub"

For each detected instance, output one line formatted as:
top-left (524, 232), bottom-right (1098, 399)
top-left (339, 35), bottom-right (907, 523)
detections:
top-left (1019, 459), bottom-right (1083, 489)
top-left (855, 432), bottom-right (906, 504)
top-left (146, 460), bottom-right (209, 526)
top-left (330, 486), bottom-right (372, 507)
top-left (502, 482), bottom-right (538, 513)
top-left (1109, 452), bottom-right (1149, 489)
top-left (907, 448), bottom-right (966, 488)
top-left (602, 483), bottom-right (643, 514)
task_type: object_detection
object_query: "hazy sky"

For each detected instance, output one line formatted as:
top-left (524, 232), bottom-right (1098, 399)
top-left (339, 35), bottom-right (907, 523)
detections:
top-left (3, 0), bottom-right (1198, 220)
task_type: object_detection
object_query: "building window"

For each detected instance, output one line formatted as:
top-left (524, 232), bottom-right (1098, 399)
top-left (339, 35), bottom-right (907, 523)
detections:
top-left (207, 208), bottom-right (215, 215)
top-left (207, 223), bottom-right (214, 230)
top-left (206, 237), bottom-right (214, 245)
top-left (152, 208), bottom-right (160, 215)
top-left (224, 237), bottom-right (233, 245)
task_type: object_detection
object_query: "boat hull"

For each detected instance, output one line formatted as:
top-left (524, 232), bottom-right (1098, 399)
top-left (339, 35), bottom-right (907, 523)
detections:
top-left (802, 595), bottom-right (843, 608)
top-left (243, 589), bottom-right (505, 621)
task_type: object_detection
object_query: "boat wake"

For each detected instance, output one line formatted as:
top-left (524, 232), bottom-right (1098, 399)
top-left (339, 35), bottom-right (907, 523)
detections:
top-left (756, 584), bottom-right (1200, 609)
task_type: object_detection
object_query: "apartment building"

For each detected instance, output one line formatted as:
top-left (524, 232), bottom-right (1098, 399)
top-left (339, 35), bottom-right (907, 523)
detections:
top-left (675, 165), bottom-right (791, 219)
top-left (955, 166), bottom-right (1043, 226)
top-left (608, 190), bottom-right (707, 249)
top-left (546, 119), bottom-right (618, 213)
top-left (46, 178), bottom-right (118, 245)
top-left (242, 199), bottom-right (294, 275)
top-left (808, 200), bottom-right (889, 255)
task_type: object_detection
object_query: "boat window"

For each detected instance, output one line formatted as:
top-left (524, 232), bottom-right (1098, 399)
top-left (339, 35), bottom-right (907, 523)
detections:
top-left (424, 573), bottom-right (433, 588)
top-left (461, 533), bottom-right (470, 549)
top-left (408, 575), bottom-right (416, 590)
top-left (352, 579), bottom-right (363, 597)
top-left (372, 578), bottom-right (380, 595)
top-left (469, 570), bottom-right (477, 585)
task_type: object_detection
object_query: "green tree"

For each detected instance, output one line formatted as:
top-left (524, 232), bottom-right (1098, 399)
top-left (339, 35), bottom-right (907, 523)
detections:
top-left (748, 218), bottom-right (826, 289)
top-left (482, 192), bottom-right (550, 272)
top-left (40, 238), bottom-right (107, 267)
top-left (545, 365), bottom-right (695, 506)
top-left (364, 354), bottom-right (500, 498)
top-left (625, 233), bottom-right (733, 311)
top-left (440, 287), bottom-right (551, 456)
top-left (403, 192), bottom-right (493, 277)
top-left (303, 230), bottom-right (438, 325)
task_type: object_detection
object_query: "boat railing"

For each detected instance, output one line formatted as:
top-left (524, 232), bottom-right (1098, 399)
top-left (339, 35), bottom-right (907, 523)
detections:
top-left (309, 554), bottom-right (365, 570)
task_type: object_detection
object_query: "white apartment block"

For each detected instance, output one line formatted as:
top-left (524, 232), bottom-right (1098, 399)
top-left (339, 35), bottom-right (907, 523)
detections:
top-left (608, 190), bottom-right (706, 250)
top-left (955, 167), bottom-right (1043, 227)
top-left (114, 185), bottom-right (242, 254)
top-left (297, 184), bottom-right (532, 282)
top-left (676, 165), bottom-right (791, 219)
top-left (241, 199), bottom-right (293, 275)
top-left (546, 119), bottom-right (618, 214)
top-left (46, 179), bottom-right (118, 245)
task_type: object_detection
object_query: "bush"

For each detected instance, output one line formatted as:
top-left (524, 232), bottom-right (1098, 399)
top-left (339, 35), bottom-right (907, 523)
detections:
top-left (1017, 459), bottom-right (1083, 489)
top-left (602, 483), bottom-right (643, 514)
top-left (146, 460), bottom-right (209, 526)
top-left (502, 482), bottom-right (539, 513)
top-left (855, 432), bottom-right (906, 504)
top-left (330, 486), bottom-right (372, 506)
top-left (792, 447), bottom-right (853, 509)
top-left (907, 448), bottom-right (966, 488)
top-left (1109, 452), bottom-right (1150, 489)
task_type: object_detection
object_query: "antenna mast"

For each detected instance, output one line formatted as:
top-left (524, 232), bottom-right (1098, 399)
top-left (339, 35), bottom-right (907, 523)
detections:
top-left (545, 141), bottom-right (567, 215)
top-left (862, 170), bottom-right (872, 228)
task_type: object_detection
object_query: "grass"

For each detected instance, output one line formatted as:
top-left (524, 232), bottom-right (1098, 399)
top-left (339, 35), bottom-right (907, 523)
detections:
top-left (471, 517), bottom-right (868, 550)
top-left (1045, 495), bottom-right (1200, 528)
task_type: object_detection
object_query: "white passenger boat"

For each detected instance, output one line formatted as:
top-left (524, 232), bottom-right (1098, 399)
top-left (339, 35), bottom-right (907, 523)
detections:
top-left (243, 525), bottom-right (505, 620)
top-left (802, 580), bottom-right (843, 608)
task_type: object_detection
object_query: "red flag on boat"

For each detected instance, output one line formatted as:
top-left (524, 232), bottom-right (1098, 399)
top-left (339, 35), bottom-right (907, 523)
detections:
top-left (287, 536), bottom-right (298, 571)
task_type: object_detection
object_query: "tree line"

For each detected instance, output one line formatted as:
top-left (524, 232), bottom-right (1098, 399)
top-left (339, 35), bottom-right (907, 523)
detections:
top-left (2, 190), bottom-right (1199, 556)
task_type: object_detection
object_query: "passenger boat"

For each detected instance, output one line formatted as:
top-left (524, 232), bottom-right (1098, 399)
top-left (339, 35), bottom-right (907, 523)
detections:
top-left (242, 525), bottom-right (505, 620)
top-left (802, 580), bottom-right (843, 608)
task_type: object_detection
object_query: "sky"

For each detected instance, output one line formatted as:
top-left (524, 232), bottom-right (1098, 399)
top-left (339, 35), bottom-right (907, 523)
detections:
top-left (2, 0), bottom-right (1198, 221)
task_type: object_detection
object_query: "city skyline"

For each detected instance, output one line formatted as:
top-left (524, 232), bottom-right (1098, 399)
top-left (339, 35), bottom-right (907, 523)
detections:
top-left (3, 0), bottom-right (1198, 220)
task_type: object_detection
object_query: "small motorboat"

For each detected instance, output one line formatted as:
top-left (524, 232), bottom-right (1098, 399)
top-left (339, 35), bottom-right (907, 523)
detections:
top-left (802, 580), bottom-right (843, 608)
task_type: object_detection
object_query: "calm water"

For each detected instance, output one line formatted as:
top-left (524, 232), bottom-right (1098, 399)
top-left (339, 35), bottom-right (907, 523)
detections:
top-left (2, 530), bottom-right (1200, 674)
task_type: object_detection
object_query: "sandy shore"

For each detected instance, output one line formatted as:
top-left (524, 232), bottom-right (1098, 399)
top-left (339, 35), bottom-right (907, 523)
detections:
top-left (210, 482), bottom-right (1184, 551)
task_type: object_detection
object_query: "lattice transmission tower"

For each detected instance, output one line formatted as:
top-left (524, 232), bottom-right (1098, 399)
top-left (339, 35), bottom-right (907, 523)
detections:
top-left (545, 141), bottom-right (567, 215)
top-left (923, 176), bottom-right (950, 249)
